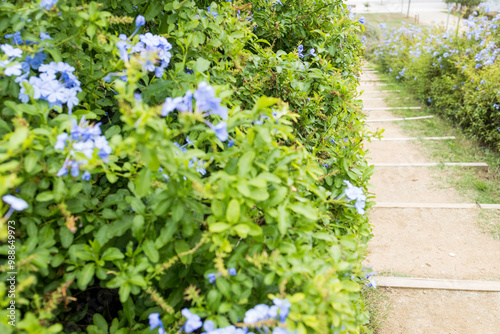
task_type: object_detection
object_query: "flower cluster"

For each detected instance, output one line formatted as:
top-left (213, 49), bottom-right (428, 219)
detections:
top-left (18, 61), bottom-right (81, 113)
top-left (243, 298), bottom-right (291, 325)
top-left (206, 268), bottom-right (237, 283)
top-left (55, 117), bottom-right (111, 179)
top-left (116, 16), bottom-right (173, 77)
top-left (40, 0), bottom-right (58, 10)
top-left (297, 45), bottom-right (315, 58)
top-left (0, 44), bottom-right (23, 76)
top-left (169, 298), bottom-right (293, 334)
top-left (162, 82), bottom-right (229, 142)
top-left (340, 180), bottom-right (366, 215)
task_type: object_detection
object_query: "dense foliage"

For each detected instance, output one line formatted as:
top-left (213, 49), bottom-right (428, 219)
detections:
top-left (0, 1), bottom-right (373, 333)
top-left (372, 4), bottom-right (500, 150)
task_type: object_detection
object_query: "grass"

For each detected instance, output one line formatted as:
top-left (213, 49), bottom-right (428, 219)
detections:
top-left (364, 64), bottom-right (500, 239)
top-left (362, 287), bottom-right (391, 333)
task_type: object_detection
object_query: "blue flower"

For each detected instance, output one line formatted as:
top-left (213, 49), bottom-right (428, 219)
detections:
top-left (1, 44), bottom-right (22, 58)
top-left (244, 304), bottom-right (270, 324)
top-left (228, 268), bottom-right (237, 276)
top-left (81, 171), bottom-right (91, 181)
top-left (189, 157), bottom-right (207, 175)
top-left (40, 32), bottom-right (52, 41)
top-left (212, 121), bottom-right (228, 142)
top-left (40, 0), bottom-right (58, 10)
top-left (297, 44), bottom-right (304, 58)
top-left (194, 82), bottom-right (228, 119)
top-left (358, 17), bottom-right (365, 25)
top-left (4, 64), bottom-right (22, 77)
top-left (57, 165), bottom-right (68, 177)
top-left (54, 133), bottom-right (69, 150)
top-left (207, 273), bottom-right (217, 283)
top-left (2, 195), bottom-right (28, 211)
top-left (149, 313), bottom-right (166, 334)
top-left (135, 15), bottom-right (146, 27)
top-left (5, 32), bottom-right (22, 45)
top-left (269, 298), bottom-right (291, 323)
top-left (228, 139), bottom-right (234, 148)
top-left (427, 98), bottom-right (431, 103)
top-left (181, 309), bottom-right (202, 333)
top-left (25, 52), bottom-right (47, 70)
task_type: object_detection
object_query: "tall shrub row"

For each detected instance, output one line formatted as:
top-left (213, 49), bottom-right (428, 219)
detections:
top-left (0, 1), bottom-right (373, 333)
top-left (371, 4), bottom-right (500, 150)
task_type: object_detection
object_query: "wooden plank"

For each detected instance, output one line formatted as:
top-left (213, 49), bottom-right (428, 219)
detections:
top-left (372, 162), bottom-right (488, 170)
top-left (377, 137), bottom-right (456, 141)
top-left (373, 202), bottom-right (500, 209)
top-left (361, 90), bottom-right (401, 93)
top-left (364, 107), bottom-right (422, 110)
top-left (362, 97), bottom-right (410, 100)
top-left (375, 276), bottom-right (500, 292)
top-left (367, 116), bottom-right (434, 122)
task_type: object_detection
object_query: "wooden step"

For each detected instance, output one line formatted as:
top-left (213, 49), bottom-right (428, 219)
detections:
top-left (367, 116), bottom-right (434, 122)
top-left (371, 162), bottom-right (488, 171)
top-left (376, 137), bottom-right (455, 141)
top-left (373, 202), bottom-right (500, 209)
top-left (375, 276), bottom-right (500, 292)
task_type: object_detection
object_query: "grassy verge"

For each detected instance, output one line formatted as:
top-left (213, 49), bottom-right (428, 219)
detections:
top-left (363, 287), bottom-right (391, 333)
top-left (364, 64), bottom-right (500, 239)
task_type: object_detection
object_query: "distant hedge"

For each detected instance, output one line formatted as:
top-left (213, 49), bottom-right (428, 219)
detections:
top-left (372, 5), bottom-right (500, 150)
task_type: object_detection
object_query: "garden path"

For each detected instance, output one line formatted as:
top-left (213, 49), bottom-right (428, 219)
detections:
top-left (360, 68), bottom-right (500, 333)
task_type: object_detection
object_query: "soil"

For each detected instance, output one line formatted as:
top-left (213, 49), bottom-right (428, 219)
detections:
top-left (361, 68), bottom-right (500, 333)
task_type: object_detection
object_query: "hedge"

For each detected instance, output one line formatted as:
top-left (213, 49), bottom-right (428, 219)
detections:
top-left (0, 1), bottom-right (373, 333)
top-left (371, 4), bottom-right (500, 150)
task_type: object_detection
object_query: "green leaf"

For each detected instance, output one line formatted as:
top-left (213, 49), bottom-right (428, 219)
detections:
top-left (195, 57), bottom-right (211, 73)
top-left (174, 240), bottom-right (192, 264)
top-left (238, 151), bottom-right (255, 177)
top-left (60, 227), bottom-right (74, 249)
top-left (119, 283), bottom-right (131, 303)
top-left (215, 278), bottom-right (231, 298)
top-left (101, 247), bottom-right (124, 261)
top-left (209, 222), bottom-right (231, 233)
top-left (24, 153), bottom-right (38, 174)
top-left (233, 224), bottom-right (249, 238)
top-left (277, 205), bottom-right (289, 234)
top-left (226, 199), bottom-right (240, 224)
top-left (143, 239), bottom-right (159, 263)
top-left (123, 297), bottom-right (135, 325)
top-left (36, 191), bottom-right (54, 202)
top-left (93, 314), bottom-right (108, 332)
top-left (78, 263), bottom-right (95, 290)
top-left (135, 169), bottom-right (152, 197)
top-left (289, 203), bottom-right (318, 220)
top-left (256, 96), bottom-right (279, 109)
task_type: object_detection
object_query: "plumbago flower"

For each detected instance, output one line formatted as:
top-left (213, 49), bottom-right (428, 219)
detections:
top-left (2, 195), bottom-right (28, 220)
top-left (339, 180), bottom-right (366, 215)
top-left (54, 117), bottom-right (111, 180)
top-left (18, 61), bottom-right (82, 114)
top-left (174, 298), bottom-right (294, 334)
top-left (161, 82), bottom-right (229, 143)
top-left (148, 313), bottom-right (166, 334)
top-left (0, 44), bottom-right (23, 77)
top-left (115, 16), bottom-right (172, 78)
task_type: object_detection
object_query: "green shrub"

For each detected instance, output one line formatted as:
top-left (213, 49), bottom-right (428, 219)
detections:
top-left (0, 1), bottom-right (373, 333)
top-left (372, 6), bottom-right (500, 150)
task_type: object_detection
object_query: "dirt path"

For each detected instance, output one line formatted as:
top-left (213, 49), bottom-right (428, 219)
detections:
top-left (361, 68), bottom-right (500, 333)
